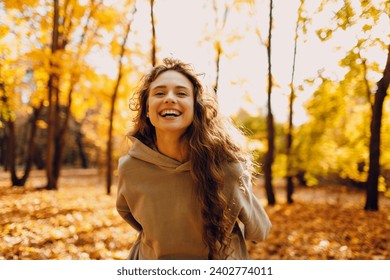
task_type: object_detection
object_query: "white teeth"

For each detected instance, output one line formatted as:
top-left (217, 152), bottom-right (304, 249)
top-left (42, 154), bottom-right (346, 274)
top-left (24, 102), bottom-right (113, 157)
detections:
top-left (160, 109), bottom-right (181, 116)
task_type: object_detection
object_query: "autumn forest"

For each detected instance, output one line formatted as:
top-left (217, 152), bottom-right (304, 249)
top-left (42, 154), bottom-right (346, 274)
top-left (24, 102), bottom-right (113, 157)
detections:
top-left (0, 0), bottom-right (389, 260)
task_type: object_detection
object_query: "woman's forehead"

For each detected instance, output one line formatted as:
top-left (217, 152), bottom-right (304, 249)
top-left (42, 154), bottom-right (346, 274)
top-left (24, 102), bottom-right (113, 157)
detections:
top-left (150, 70), bottom-right (194, 91)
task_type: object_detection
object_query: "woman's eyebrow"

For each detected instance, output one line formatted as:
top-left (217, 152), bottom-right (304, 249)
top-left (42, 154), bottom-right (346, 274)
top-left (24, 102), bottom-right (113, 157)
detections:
top-left (151, 85), bottom-right (167, 90)
top-left (175, 86), bottom-right (191, 90)
top-left (151, 85), bottom-right (191, 90)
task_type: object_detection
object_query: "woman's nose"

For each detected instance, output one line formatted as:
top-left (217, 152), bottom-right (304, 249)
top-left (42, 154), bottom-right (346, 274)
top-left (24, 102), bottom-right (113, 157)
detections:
top-left (164, 91), bottom-right (177, 103)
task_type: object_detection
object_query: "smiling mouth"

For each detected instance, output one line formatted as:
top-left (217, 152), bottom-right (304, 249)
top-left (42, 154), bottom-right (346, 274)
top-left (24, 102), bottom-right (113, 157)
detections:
top-left (159, 109), bottom-right (182, 117)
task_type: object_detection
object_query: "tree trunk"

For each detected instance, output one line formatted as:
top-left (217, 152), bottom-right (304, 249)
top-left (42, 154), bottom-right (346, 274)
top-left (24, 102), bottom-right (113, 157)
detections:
top-left (106, 5), bottom-right (136, 195)
top-left (2, 131), bottom-right (9, 171)
top-left (46, 0), bottom-right (96, 189)
top-left (286, 0), bottom-right (304, 204)
top-left (264, 0), bottom-right (276, 205)
top-left (0, 125), bottom-right (6, 170)
top-left (23, 105), bottom-right (43, 183)
top-left (7, 120), bottom-right (19, 185)
top-left (214, 41), bottom-right (221, 94)
top-left (76, 121), bottom-right (89, 168)
top-left (52, 86), bottom-right (73, 185)
top-left (150, 0), bottom-right (156, 66)
top-left (34, 145), bottom-right (45, 170)
top-left (3, 76), bottom-right (42, 186)
top-left (365, 44), bottom-right (390, 211)
top-left (0, 76), bottom-right (7, 170)
top-left (106, 106), bottom-right (115, 195)
top-left (45, 0), bottom-right (60, 190)
top-left (212, 1), bottom-right (229, 94)
top-left (286, 70), bottom-right (295, 204)
top-left (10, 104), bottom-right (43, 186)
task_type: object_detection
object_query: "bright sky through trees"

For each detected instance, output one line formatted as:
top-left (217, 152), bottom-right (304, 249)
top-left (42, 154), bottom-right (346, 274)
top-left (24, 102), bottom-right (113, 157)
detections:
top-left (85, 0), bottom-right (385, 126)
top-left (21, 0), bottom-right (387, 126)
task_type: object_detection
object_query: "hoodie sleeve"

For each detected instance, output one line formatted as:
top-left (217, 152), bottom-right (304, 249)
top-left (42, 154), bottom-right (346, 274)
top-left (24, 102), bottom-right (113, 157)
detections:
top-left (116, 156), bottom-right (142, 232)
top-left (236, 168), bottom-right (272, 242)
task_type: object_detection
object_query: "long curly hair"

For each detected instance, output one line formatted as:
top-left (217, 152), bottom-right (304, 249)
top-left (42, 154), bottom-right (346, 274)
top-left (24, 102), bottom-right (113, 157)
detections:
top-left (129, 58), bottom-right (252, 259)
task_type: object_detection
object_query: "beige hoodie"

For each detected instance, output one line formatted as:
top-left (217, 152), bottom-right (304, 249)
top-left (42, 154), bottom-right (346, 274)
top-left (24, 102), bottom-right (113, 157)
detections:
top-left (116, 137), bottom-right (271, 260)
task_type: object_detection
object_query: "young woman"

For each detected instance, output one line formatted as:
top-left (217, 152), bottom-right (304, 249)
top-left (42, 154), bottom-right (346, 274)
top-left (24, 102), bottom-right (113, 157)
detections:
top-left (116, 58), bottom-right (271, 260)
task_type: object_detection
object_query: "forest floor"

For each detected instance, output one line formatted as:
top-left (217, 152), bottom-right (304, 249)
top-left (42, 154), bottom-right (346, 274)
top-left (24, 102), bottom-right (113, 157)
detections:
top-left (0, 169), bottom-right (389, 260)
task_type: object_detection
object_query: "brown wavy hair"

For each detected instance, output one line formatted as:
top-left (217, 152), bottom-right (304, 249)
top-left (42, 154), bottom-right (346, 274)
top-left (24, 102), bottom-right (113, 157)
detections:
top-left (129, 58), bottom-right (252, 259)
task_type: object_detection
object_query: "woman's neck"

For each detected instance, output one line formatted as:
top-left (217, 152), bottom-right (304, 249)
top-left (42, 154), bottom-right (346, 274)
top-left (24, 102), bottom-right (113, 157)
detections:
top-left (155, 133), bottom-right (188, 163)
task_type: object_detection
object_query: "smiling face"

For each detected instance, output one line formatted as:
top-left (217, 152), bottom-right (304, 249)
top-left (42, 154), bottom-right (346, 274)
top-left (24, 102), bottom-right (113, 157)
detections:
top-left (147, 70), bottom-right (195, 138)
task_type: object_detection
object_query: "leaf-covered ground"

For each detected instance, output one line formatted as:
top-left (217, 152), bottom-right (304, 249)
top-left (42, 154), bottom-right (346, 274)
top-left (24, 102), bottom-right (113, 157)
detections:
top-left (0, 169), bottom-right (389, 260)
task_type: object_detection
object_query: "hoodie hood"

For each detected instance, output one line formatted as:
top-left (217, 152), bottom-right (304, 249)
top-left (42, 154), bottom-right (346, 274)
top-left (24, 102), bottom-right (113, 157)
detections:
top-left (128, 137), bottom-right (190, 172)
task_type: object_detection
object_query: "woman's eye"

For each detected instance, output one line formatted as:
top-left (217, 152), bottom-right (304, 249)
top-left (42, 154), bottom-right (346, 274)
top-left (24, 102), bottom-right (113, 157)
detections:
top-left (154, 92), bottom-right (164, 96)
top-left (177, 92), bottom-right (187, 96)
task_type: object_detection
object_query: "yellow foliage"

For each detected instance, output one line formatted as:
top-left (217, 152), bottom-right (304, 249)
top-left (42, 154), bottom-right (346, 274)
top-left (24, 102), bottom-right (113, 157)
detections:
top-left (378, 176), bottom-right (386, 192)
top-left (0, 25), bottom-right (10, 40)
top-left (36, 120), bottom-right (48, 129)
top-left (95, 7), bottom-right (122, 31)
top-left (2, 0), bottom-right (40, 9)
